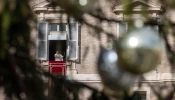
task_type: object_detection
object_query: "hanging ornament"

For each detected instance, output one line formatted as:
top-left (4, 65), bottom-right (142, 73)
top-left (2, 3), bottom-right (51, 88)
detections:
top-left (116, 26), bottom-right (164, 74)
top-left (78, 0), bottom-right (97, 12)
top-left (97, 47), bottom-right (138, 94)
top-left (70, 0), bottom-right (96, 12)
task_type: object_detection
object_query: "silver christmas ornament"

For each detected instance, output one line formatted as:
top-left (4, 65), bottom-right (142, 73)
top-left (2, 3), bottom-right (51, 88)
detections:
top-left (116, 26), bottom-right (163, 74)
top-left (97, 47), bottom-right (138, 92)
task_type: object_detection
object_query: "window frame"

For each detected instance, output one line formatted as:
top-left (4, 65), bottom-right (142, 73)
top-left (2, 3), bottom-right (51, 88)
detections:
top-left (117, 22), bottom-right (128, 37)
top-left (133, 87), bottom-right (150, 100)
top-left (49, 23), bottom-right (68, 32)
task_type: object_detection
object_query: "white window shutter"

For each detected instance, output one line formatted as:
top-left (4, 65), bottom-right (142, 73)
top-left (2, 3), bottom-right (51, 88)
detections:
top-left (36, 21), bottom-right (49, 60)
top-left (117, 22), bottom-right (128, 37)
top-left (66, 25), bottom-right (69, 60)
top-left (68, 23), bottom-right (79, 60)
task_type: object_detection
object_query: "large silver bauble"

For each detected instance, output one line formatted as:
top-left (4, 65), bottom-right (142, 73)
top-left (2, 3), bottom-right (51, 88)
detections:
top-left (97, 47), bottom-right (138, 92)
top-left (116, 26), bottom-right (163, 74)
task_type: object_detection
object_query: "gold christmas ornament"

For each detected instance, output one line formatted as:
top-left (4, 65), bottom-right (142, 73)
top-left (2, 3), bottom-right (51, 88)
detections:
top-left (97, 47), bottom-right (138, 92)
top-left (116, 26), bottom-right (163, 74)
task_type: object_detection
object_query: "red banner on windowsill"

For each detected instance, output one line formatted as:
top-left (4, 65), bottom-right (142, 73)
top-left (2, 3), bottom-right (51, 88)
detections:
top-left (49, 61), bottom-right (66, 75)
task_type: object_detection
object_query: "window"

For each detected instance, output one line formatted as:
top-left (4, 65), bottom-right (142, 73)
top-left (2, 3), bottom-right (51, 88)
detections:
top-left (36, 21), bottom-right (80, 61)
top-left (133, 87), bottom-right (150, 100)
top-left (136, 91), bottom-right (147, 100)
top-left (117, 22), bottom-right (159, 37)
top-left (132, 91), bottom-right (147, 100)
top-left (49, 23), bottom-right (67, 31)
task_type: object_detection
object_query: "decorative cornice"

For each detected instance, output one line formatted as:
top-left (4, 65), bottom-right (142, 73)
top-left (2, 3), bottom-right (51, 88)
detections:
top-left (113, 0), bottom-right (163, 14)
top-left (114, 7), bottom-right (162, 13)
top-left (66, 73), bottom-right (175, 83)
top-left (115, 0), bottom-right (158, 9)
top-left (32, 1), bottom-right (50, 8)
top-left (33, 7), bottom-right (62, 13)
top-left (32, 1), bottom-right (63, 13)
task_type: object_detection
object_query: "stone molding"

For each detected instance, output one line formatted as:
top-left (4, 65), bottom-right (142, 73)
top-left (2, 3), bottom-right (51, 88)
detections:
top-left (68, 73), bottom-right (175, 83)
top-left (32, 1), bottom-right (50, 7)
top-left (32, 1), bottom-right (63, 14)
top-left (161, 73), bottom-right (175, 81)
top-left (112, 0), bottom-right (164, 21)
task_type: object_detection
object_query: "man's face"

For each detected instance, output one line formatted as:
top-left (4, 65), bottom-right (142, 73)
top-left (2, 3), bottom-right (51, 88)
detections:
top-left (56, 51), bottom-right (59, 54)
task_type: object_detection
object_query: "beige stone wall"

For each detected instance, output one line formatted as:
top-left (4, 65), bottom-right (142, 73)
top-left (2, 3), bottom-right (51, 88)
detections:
top-left (76, 0), bottom-right (118, 74)
top-left (156, 9), bottom-right (175, 74)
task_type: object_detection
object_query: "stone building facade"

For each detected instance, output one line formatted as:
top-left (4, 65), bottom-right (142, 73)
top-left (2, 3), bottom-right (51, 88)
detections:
top-left (3, 0), bottom-right (172, 100)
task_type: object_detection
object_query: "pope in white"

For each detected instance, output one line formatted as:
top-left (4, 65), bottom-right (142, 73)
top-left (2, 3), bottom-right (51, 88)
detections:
top-left (54, 50), bottom-right (63, 61)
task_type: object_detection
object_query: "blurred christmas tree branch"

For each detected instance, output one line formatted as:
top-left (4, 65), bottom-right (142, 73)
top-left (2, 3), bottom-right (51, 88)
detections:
top-left (37, 65), bottom-right (110, 100)
top-left (161, 25), bottom-right (175, 67)
top-left (1, 0), bottom-right (175, 100)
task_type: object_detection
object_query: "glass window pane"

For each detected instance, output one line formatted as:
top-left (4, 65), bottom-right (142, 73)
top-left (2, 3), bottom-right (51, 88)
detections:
top-left (50, 24), bottom-right (57, 31)
top-left (38, 22), bottom-right (47, 40)
top-left (59, 24), bottom-right (67, 31)
top-left (37, 41), bottom-right (46, 58)
top-left (70, 23), bottom-right (77, 40)
top-left (69, 40), bottom-right (77, 59)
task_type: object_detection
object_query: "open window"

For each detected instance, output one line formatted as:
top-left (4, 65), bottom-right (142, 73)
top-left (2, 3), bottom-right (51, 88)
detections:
top-left (49, 40), bottom-right (67, 61)
top-left (36, 21), bottom-right (79, 61)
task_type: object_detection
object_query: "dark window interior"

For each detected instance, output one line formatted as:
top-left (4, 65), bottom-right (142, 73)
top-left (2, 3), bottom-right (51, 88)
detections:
top-left (49, 40), bottom-right (67, 61)
top-left (138, 91), bottom-right (146, 100)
